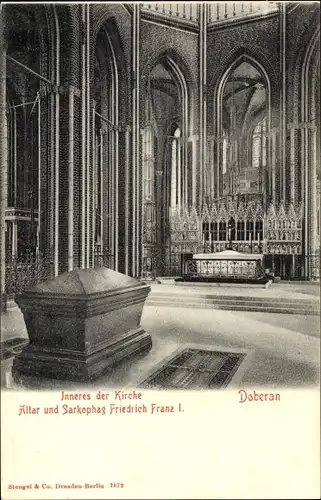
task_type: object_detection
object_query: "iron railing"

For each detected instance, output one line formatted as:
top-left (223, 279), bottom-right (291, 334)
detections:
top-left (5, 253), bottom-right (54, 297)
top-left (309, 254), bottom-right (320, 281)
top-left (93, 248), bottom-right (113, 269)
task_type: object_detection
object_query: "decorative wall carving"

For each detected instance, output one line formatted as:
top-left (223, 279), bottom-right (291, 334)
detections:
top-left (265, 202), bottom-right (302, 254)
top-left (168, 200), bottom-right (302, 255)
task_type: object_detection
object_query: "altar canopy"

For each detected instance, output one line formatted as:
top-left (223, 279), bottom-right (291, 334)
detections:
top-left (190, 250), bottom-right (265, 279)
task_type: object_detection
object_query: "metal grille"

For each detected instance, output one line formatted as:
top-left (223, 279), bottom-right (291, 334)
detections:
top-left (310, 254), bottom-right (320, 281)
top-left (140, 348), bottom-right (246, 389)
top-left (5, 253), bottom-right (54, 297)
top-left (93, 248), bottom-right (113, 269)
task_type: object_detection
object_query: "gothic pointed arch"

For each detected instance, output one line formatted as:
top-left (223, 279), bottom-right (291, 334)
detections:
top-left (4, 4), bottom-right (60, 268)
top-left (212, 53), bottom-right (271, 206)
top-left (141, 51), bottom-right (192, 277)
top-left (297, 28), bottom-right (320, 279)
top-left (93, 16), bottom-right (129, 273)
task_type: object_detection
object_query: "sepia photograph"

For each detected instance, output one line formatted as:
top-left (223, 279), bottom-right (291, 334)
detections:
top-left (0, 1), bottom-right (320, 498)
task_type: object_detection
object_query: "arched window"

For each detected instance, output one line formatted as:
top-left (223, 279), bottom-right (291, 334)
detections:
top-left (252, 118), bottom-right (267, 169)
top-left (171, 127), bottom-right (181, 208)
top-left (218, 58), bottom-right (270, 199)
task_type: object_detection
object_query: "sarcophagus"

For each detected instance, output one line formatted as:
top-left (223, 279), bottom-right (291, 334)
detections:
top-left (12, 268), bottom-right (152, 382)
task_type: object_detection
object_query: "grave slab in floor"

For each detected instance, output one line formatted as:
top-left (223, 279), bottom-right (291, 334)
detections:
top-left (138, 345), bottom-right (252, 390)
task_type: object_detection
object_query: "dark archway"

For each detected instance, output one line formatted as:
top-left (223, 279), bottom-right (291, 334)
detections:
top-left (93, 19), bottom-right (124, 273)
top-left (4, 4), bottom-right (58, 263)
top-left (300, 29), bottom-right (320, 279)
top-left (214, 55), bottom-right (271, 208)
top-left (142, 54), bottom-right (190, 277)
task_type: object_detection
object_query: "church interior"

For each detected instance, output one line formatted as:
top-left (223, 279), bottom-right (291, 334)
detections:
top-left (0, 2), bottom-right (320, 389)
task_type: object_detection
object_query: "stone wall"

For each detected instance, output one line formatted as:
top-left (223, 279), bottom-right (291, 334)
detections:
top-left (2, 3), bottom-right (320, 286)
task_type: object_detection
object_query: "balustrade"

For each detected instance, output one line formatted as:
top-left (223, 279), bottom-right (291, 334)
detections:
top-left (141, 3), bottom-right (278, 25)
top-left (207, 2), bottom-right (278, 24)
top-left (141, 3), bottom-right (199, 22)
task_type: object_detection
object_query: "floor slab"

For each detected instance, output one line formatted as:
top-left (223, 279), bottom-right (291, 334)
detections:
top-left (1, 295), bottom-right (319, 390)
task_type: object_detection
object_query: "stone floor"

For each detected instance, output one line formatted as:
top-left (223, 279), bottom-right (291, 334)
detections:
top-left (1, 281), bottom-right (320, 390)
top-left (151, 280), bottom-right (320, 300)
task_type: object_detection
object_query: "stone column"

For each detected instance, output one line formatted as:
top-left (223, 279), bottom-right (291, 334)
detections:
top-left (68, 86), bottom-right (74, 271)
top-left (216, 136), bottom-right (224, 199)
top-left (199, 3), bottom-right (207, 206)
top-left (183, 137), bottom-right (189, 207)
top-left (91, 99), bottom-right (96, 268)
top-left (267, 128), bottom-right (277, 206)
top-left (189, 135), bottom-right (198, 207)
top-left (124, 125), bottom-right (131, 275)
top-left (300, 121), bottom-right (318, 279)
top-left (279, 3), bottom-right (287, 204)
top-left (288, 122), bottom-right (297, 204)
top-left (155, 169), bottom-right (163, 275)
top-left (132, 4), bottom-right (140, 277)
top-left (207, 136), bottom-right (215, 199)
top-left (81, 4), bottom-right (86, 269)
top-left (177, 138), bottom-right (181, 212)
top-left (0, 27), bottom-right (7, 311)
top-left (170, 138), bottom-right (176, 209)
top-left (54, 88), bottom-right (60, 277)
top-left (309, 124), bottom-right (318, 260)
top-left (86, 6), bottom-right (92, 270)
top-left (12, 220), bottom-right (17, 258)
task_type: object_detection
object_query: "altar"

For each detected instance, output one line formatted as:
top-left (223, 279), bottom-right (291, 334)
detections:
top-left (182, 250), bottom-right (266, 281)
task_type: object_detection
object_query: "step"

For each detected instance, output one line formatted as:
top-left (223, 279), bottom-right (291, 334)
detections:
top-left (146, 298), bottom-right (319, 312)
top-left (145, 300), bottom-right (319, 316)
top-left (148, 291), bottom-right (319, 303)
top-left (146, 294), bottom-right (319, 310)
top-left (147, 295), bottom-right (318, 308)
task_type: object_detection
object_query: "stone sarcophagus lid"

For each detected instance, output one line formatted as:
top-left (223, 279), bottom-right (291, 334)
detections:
top-left (13, 268), bottom-right (152, 382)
